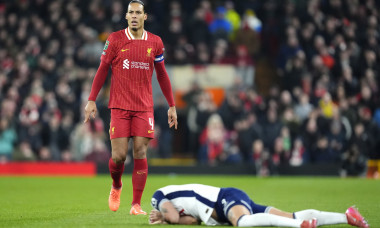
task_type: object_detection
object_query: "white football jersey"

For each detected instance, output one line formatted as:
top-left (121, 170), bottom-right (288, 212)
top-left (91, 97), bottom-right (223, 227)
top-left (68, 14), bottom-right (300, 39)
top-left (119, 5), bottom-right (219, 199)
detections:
top-left (151, 184), bottom-right (223, 225)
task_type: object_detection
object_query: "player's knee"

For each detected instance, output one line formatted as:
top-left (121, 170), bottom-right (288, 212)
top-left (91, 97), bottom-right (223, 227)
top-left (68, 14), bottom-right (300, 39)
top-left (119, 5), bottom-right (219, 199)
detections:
top-left (112, 153), bottom-right (126, 164)
top-left (235, 215), bottom-right (247, 227)
top-left (133, 146), bottom-right (147, 159)
top-left (228, 205), bottom-right (250, 227)
top-left (304, 209), bottom-right (319, 215)
top-left (228, 213), bottom-right (239, 226)
top-left (296, 209), bottom-right (320, 219)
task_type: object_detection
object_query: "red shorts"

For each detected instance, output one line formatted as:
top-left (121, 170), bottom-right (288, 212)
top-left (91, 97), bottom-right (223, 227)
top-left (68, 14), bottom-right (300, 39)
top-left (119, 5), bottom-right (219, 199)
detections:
top-left (109, 108), bottom-right (155, 139)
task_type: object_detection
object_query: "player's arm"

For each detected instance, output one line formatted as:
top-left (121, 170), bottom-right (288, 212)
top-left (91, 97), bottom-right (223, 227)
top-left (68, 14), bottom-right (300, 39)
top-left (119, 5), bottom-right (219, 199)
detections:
top-left (84, 35), bottom-right (116, 123)
top-left (159, 201), bottom-right (180, 224)
top-left (151, 190), bottom-right (200, 225)
top-left (151, 201), bottom-right (200, 225)
top-left (154, 37), bottom-right (178, 130)
top-left (154, 60), bottom-right (178, 129)
top-left (84, 60), bottom-right (110, 123)
top-left (178, 215), bottom-right (201, 225)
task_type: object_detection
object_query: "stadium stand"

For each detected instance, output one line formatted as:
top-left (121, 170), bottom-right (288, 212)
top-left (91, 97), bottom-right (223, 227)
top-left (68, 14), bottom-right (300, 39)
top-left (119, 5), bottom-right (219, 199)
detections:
top-left (0, 0), bottom-right (379, 177)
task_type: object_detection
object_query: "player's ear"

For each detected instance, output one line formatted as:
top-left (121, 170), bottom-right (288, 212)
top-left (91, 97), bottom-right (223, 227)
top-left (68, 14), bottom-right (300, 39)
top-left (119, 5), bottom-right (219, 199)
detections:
top-left (144, 13), bottom-right (147, 21)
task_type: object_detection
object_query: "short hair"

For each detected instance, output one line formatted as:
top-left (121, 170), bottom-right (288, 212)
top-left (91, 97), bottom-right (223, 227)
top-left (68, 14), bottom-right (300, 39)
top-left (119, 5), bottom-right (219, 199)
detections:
top-left (129, 0), bottom-right (145, 12)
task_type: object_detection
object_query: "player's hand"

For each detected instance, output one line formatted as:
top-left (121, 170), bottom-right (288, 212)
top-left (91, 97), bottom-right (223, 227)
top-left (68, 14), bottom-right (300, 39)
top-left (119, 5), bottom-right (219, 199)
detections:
top-left (149, 210), bottom-right (165, 224)
top-left (167, 106), bottom-right (178, 130)
top-left (84, 101), bottom-right (97, 123)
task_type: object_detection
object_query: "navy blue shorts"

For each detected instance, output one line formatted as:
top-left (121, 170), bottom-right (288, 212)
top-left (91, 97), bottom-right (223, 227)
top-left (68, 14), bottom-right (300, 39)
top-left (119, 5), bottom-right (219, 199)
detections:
top-left (214, 188), bottom-right (268, 224)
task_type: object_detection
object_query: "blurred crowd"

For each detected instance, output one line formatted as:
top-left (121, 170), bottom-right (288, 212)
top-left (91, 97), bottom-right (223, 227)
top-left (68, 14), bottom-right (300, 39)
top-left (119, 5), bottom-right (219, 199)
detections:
top-left (0, 0), bottom-right (379, 177)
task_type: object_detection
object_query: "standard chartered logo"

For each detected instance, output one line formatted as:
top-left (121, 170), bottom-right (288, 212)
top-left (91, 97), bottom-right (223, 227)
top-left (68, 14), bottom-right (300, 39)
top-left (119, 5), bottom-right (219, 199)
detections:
top-left (123, 58), bottom-right (149, 70)
top-left (123, 59), bottom-right (129, 69)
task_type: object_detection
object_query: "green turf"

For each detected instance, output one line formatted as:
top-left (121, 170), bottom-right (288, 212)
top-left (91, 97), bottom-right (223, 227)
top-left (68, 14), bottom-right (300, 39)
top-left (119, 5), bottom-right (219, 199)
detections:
top-left (0, 175), bottom-right (378, 227)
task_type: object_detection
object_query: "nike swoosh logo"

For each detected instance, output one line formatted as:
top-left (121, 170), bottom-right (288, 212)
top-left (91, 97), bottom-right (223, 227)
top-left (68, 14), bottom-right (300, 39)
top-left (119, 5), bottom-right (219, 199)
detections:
top-left (121, 49), bottom-right (129, 52)
top-left (137, 171), bottom-right (146, 174)
top-left (148, 130), bottom-right (154, 133)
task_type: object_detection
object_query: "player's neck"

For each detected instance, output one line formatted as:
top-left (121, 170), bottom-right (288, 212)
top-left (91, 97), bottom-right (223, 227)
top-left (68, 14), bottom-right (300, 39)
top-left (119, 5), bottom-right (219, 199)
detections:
top-left (129, 27), bottom-right (144, 40)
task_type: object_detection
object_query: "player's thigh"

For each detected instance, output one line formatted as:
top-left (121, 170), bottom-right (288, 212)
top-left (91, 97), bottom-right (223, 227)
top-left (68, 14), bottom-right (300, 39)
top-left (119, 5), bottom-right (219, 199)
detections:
top-left (131, 111), bottom-right (155, 139)
top-left (227, 205), bottom-right (251, 226)
top-left (218, 188), bottom-right (269, 224)
top-left (110, 108), bottom-right (132, 139)
top-left (132, 136), bottom-right (151, 159)
top-left (111, 137), bottom-right (130, 161)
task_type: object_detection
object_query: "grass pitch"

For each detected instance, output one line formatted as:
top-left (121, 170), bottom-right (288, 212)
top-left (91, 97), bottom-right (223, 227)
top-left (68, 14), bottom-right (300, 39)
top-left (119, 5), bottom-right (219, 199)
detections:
top-left (0, 175), bottom-right (378, 227)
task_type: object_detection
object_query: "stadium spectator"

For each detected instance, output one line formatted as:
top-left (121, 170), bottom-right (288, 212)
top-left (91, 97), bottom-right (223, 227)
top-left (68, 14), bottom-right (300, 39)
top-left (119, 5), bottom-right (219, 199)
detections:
top-left (326, 118), bottom-right (346, 163)
top-left (251, 139), bottom-right (271, 176)
top-left (233, 45), bottom-right (255, 87)
top-left (242, 9), bottom-right (262, 34)
top-left (294, 93), bottom-right (313, 121)
top-left (198, 0), bottom-right (214, 25)
top-left (40, 113), bottom-right (66, 161)
top-left (182, 81), bottom-right (204, 156)
top-left (199, 114), bottom-right (227, 165)
top-left (218, 91), bottom-right (244, 130)
top-left (12, 141), bottom-right (37, 161)
top-left (289, 138), bottom-right (305, 166)
top-left (154, 95), bottom-right (173, 158)
top-left (209, 6), bottom-right (232, 43)
top-left (71, 117), bottom-right (108, 162)
top-left (234, 113), bottom-right (261, 161)
top-left (271, 135), bottom-right (290, 174)
top-left (234, 17), bottom-right (260, 59)
top-left (319, 92), bottom-right (336, 118)
top-left (0, 116), bottom-right (17, 162)
top-left (282, 52), bottom-right (307, 92)
top-left (187, 8), bottom-right (211, 47)
top-left (83, 0), bottom-right (177, 216)
top-left (281, 106), bottom-right (300, 141)
top-left (277, 35), bottom-right (303, 76)
top-left (262, 108), bottom-right (283, 149)
top-left (341, 144), bottom-right (366, 177)
top-left (84, 137), bottom-right (110, 164)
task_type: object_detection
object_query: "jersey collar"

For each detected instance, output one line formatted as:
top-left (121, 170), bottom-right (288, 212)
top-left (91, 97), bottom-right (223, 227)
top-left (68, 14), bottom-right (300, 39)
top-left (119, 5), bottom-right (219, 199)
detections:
top-left (125, 27), bottom-right (148, 40)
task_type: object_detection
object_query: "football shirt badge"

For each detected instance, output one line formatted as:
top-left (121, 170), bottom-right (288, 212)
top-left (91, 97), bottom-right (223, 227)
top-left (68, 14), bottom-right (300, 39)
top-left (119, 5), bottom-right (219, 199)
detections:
top-left (146, 48), bottom-right (152, 57)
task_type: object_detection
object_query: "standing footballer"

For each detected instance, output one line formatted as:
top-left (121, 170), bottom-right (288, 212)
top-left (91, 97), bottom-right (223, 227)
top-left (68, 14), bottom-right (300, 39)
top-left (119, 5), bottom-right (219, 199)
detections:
top-left (84, 0), bottom-right (178, 215)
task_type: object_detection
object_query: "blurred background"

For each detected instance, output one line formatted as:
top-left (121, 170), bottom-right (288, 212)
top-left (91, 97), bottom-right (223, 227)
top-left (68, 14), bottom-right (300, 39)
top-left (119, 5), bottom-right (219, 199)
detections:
top-left (0, 0), bottom-right (379, 177)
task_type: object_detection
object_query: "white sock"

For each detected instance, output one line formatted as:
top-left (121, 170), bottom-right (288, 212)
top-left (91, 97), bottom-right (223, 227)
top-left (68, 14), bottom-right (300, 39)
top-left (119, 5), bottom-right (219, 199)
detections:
top-left (237, 213), bottom-right (303, 227)
top-left (294, 209), bottom-right (347, 226)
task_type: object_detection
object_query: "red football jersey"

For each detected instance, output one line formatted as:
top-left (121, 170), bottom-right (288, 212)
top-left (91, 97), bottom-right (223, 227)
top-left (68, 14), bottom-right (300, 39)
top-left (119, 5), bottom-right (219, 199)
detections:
top-left (101, 28), bottom-right (165, 111)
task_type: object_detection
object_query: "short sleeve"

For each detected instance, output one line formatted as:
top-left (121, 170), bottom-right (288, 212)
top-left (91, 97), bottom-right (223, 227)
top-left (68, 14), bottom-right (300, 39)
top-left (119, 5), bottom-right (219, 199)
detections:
top-left (154, 37), bottom-right (165, 63)
top-left (100, 33), bottom-right (117, 64)
top-left (151, 190), bottom-right (169, 211)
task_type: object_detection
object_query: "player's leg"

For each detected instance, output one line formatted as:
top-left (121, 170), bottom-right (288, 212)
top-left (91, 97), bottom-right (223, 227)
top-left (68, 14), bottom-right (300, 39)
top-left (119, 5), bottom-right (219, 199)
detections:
top-left (129, 136), bottom-right (150, 215)
top-left (294, 209), bottom-right (346, 225)
top-left (108, 137), bottom-right (129, 211)
top-left (218, 188), bottom-right (315, 227)
top-left (294, 207), bottom-right (369, 227)
top-left (108, 109), bottom-right (131, 212)
top-left (129, 111), bottom-right (154, 215)
top-left (110, 138), bottom-right (129, 186)
top-left (230, 206), bottom-right (315, 227)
